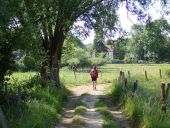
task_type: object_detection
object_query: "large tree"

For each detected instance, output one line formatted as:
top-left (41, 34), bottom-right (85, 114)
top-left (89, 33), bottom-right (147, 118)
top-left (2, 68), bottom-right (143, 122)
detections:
top-left (128, 18), bottom-right (170, 62)
top-left (11, 0), bottom-right (167, 87)
top-left (20, 0), bottom-right (119, 87)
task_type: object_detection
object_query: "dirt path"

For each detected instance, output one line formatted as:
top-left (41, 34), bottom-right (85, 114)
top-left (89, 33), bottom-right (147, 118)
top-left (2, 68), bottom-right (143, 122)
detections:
top-left (55, 84), bottom-right (131, 128)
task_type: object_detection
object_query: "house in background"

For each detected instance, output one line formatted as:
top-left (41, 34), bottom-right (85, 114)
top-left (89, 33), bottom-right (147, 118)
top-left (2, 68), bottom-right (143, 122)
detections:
top-left (105, 45), bottom-right (114, 59)
top-left (92, 50), bottom-right (96, 58)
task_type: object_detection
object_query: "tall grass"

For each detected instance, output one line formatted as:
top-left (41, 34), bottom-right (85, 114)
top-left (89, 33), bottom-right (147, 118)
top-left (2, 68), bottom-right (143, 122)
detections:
top-left (108, 64), bottom-right (170, 128)
top-left (4, 72), bottom-right (68, 128)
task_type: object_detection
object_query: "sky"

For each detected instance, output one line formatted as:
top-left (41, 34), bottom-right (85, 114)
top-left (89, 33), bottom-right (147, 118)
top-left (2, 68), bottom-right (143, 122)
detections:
top-left (81, 1), bottom-right (169, 45)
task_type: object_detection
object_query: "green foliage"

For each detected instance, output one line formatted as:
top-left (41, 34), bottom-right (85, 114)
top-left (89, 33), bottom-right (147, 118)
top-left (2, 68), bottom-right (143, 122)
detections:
top-left (66, 48), bottom-right (91, 67)
top-left (71, 116), bottom-right (86, 128)
top-left (67, 58), bottom-right (80, 67)
top-left (165, 69), bottom-right (170, 77)
top-left (93, 39), bottom-right (107, 54)
top-left (114, 38), bottom-right (127, 60)
top-left (75, 100), bottom-right (87, 115)
top-left (124, 57), bottom-right (137, 64)
top-left (23, 56), bottom-right (38, 71)
top-left (96, 100), bottom-right (118, 128)
top-left (4, 73), bottom-right (68, 128)
top-left (90, 57), bottom-right (107, 66)
top-left (109, 82), bottom-right (123, 104)
top-left (109, 64), bottom-right (170, 127)
top-left (12, 60), bottom-right (27, 72)
top-left (128, 19), bottom-right (170, 62)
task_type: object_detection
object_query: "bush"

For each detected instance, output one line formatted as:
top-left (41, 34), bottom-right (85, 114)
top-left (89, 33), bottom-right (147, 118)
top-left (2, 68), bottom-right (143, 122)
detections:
top-left (12, 60), bottom-right (27, 72)
top-left (67, 58), bottom-right (80, 66)
top-left (124, 57), bottom-right (137, 64)
top-left (5, 74), bottom-right (68, 128)
top-left (23, 56), bottom-right (38, 71)
top-left (90, 57), bottom-right (107, 66)
top-left (112, 59), bottom-right (125, 64)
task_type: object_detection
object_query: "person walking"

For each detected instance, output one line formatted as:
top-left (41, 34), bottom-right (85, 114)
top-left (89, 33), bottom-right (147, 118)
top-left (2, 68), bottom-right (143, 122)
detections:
top-left (90, 66), bottom-right (98, 90)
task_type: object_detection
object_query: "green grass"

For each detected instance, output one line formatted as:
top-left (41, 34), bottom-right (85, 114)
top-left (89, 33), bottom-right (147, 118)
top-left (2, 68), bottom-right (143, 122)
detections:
top-left (5, 72), bottom-right (68, 128)
top-left (108, 64), bottom-right (170, 128)
top-left (60, 67), bottom-right (118, 88)
top-left (75, 100), bottom-right (87, 115)
top-left (71, 115), bottom-right (86, 128)
top-left (5, 64), bottom-right (170, 128)
top-left (96, 100), bottom-right (118, 128)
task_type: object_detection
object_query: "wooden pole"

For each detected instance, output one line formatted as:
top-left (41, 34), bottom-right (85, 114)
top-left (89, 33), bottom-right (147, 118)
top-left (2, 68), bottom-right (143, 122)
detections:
top-left (165, 83), bottom-right (170, 100)
top-left (160, 83), bottom-right (166, 113)
top-left (74, 71), bottom-right (76, 80)
top-left (122, 72), bottom-right (125, 86)
top-left (119, 71), bottom-right (122, 80)
top-left (122, 72), bottom-right (125, 80)
top-left (128, 71), bottom-right (130, 80)
top-left (134, 80), bottom-right (139, 96)
top-left (160, 69), bottom-right (162, 78)
top-left (145, 70), bottom-right (148, 80)
top-left (124, 78), bottom-right (128, 88)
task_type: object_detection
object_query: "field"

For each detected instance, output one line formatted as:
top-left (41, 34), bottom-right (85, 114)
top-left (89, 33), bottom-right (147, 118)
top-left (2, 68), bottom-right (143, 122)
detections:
top-left (7, 64), bottom-right (170, 128)
top-left (106, 64), bottom-right (170, 128)
top-left (61, 64), bottom-right (170, 128)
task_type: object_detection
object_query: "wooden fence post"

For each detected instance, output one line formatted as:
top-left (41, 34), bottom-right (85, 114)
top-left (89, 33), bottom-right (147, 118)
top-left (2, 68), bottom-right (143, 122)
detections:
top-left (160, 83), bottom-right (166, 113)
top-left (160, 69), bottom-right (162, 78)
top-left (134, 80), bottom-right (139, 96)
top-left (128, 71), bottom-right (130, 80)
top-left (119, 71), bottom-right (122, 80)
top-left (124, 78), bottom-right (128, 88)
top-left (165, 83), bottom-right (170, 100)
top-left (145, 70), bottom-right (148, 80)
top-left (0, 107), bottom-right (9, 128)
top-left (74, 71), bottom-right (76, 80)
top-left (122, 72), bottom-right (125, 86)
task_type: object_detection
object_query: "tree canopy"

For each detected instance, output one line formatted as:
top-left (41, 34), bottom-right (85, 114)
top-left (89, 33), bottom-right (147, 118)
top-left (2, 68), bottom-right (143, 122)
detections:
top-left (0, 0), bottom-right (169, 87)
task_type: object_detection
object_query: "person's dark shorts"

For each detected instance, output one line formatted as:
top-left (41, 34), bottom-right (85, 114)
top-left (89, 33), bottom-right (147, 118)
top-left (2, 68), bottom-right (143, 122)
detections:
top-left (92, 77), bottom-right (97, 81)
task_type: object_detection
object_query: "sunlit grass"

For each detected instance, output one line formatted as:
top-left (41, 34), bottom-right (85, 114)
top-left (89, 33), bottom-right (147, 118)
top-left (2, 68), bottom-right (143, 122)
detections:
top-left (96, 100), bottom-right (118, 128)
top-left (108, 64), bottom-right (170, 128)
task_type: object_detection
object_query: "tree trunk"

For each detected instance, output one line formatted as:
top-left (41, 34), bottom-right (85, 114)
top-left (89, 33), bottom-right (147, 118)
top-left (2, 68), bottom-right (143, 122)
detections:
top-left (51, 53), bottom-right (61, 88)
top-left (41, 25), bottom-right (65, 88)
top-left (49, 29), bottom-right (65, 88)
top-left (0, 107), bottom-right (8, 128)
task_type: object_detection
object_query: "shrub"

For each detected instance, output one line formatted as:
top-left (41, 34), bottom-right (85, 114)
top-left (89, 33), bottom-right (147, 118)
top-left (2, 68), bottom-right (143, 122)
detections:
top-left (12, 60), bottom-right (27, 72)
top-left (112, 59), bottom-right (125, 64)
top-left (90, 57), bottom-right (107, 66)
top-left (67, 58), bottom-right (80, 66)
top-left (23, 56), bottom-right (38, 71)
top-left (124, 57), bottom-right (137, 64)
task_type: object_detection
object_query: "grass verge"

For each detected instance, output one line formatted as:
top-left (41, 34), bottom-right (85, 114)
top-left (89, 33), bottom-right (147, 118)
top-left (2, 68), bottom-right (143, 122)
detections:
top-left (96, 100), bottom-right (118, 128)
top-left (71, 100), bottom-right (87, 128)
top-left (4, 73), bottom-right (68, 128)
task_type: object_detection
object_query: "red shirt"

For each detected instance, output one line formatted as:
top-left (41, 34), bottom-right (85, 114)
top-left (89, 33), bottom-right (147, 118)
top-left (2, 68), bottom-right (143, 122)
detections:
top-left (90, 69), bottom-right (98, 78)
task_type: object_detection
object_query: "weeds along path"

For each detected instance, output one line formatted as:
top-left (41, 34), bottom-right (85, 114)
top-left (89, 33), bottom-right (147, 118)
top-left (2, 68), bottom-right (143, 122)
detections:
top-left (55, 84), bottom-right (131, 128)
